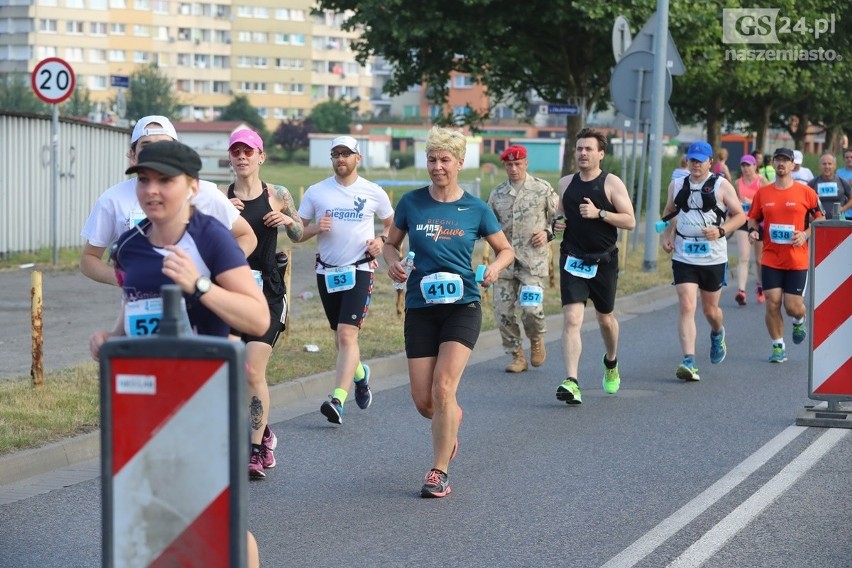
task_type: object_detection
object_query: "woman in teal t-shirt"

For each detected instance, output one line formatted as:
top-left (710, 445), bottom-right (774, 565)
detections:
top-left (382, 127), bottom-right (514, 499)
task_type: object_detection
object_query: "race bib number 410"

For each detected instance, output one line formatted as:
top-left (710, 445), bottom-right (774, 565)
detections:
top-left (420, 272), bottom-right (464, 304)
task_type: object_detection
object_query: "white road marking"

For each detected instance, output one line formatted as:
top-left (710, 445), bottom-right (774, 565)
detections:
top-left (668, 427), bottom-right (849, 567)
top-left (601, 425), bottom-right (806, 568)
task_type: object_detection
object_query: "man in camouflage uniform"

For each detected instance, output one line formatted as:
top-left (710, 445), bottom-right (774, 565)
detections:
top-left (487, 145), bottom-right (559, 372)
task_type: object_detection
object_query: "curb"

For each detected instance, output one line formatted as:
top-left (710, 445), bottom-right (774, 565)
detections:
top-left (0, 284), bottom-right (675, 487)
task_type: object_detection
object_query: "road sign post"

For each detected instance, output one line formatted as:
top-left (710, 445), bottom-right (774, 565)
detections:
top-left (797, 220), bottom-right (852, 428)
top-left (31, 57), bottom-right (76, 266)
top-left (100, 286), bottom-right (249, 567)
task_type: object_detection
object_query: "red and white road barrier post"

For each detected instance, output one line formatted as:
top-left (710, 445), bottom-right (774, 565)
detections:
top-left (100, 285), bottom-right (248, 567)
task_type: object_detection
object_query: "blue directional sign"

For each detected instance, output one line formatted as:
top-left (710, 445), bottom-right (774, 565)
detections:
top-left (110, 75), bottom-right (130, 88)
top-left (547, 104), bottom-right (580, 116)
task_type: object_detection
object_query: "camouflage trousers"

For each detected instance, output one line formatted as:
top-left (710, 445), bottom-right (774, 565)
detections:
top-left (493, 269), bottom-right (547, 354)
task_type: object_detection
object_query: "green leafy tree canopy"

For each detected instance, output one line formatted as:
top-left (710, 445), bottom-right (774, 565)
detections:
top-left (307, 97), bottom-right (355, 133)
top-left (0, 72), bottom-right (50, 114)
top-left (220, 95), bottom-right (269, 139)
top-left (120, 64), bottom-right (180, 122)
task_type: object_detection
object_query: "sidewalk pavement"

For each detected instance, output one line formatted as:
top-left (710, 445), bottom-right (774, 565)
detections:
top-left (0, 284), bottom-right (677, 494)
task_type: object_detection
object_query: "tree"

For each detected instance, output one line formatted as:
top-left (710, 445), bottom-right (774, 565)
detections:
top-left (307, 97), bottom-right (355, 133)
top-left (272, 118), bottom-right (313, 161)
top-left (0, 72), bottom-right (50, 114)
top-left (316, 0), bottom-right (655, 174)
top-left (220, 95), bottom-right (269, 139)
top-left (61, 85), bottom-right (93, 118)
top-left (120, 64), bottom-right (180, 122)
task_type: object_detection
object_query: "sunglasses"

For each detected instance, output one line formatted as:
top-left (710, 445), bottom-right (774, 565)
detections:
top-left (229, 147), bottom-right (256, 158)
top-left (330, 151), bottom-right (354, 159)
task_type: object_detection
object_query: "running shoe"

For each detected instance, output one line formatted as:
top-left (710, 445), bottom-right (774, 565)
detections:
top-left (756, 285), bottom-right (765, 303)
top-left (769, 344), bottom-right (787, 363)
top-left (420, 469), bottom-right (451, 498)
top-left (556, 379), bottom-right (582, 404)
top-left (735, 290), bottom-right (746, 306)
top-left (320, 397), bottom-right (343, 424)
top-left (261, 427), bottom-right (277, 469)
top-left (248, 450), bottom-right (265, 480)
top-left (354, 363), bottom-right (373, 409)
top-left (710, 328), bottom-right (727, 365)
top-left (602, 355), bottom-right (620, 395)
top-left (792, 322), bottom-right (807, 345)
top-left (676, 363), bottom-right (700, 382)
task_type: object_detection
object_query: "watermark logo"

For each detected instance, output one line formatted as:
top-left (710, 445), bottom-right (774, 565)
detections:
top-left (722, 9), bottom-right (840, 62)
top-left (722, 9), bottom-right (836, 44)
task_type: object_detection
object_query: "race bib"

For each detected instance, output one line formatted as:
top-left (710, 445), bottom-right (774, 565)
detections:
top-left (564, 256), bottom-right (597, 279)
top-left (682, 240), bottom-right (711, 258)
top-left (127, 209), bottom-right (146, 230)
top-left (420, 272), bottom-right (464, 304)
top-left (252, 269), bottom-right (263, 291)
top-left (518, 285), bottom-right (543, 307)
top-left (817, 182), bottom-right (838, 197)
top-left (324, 265), bottom-right (356, 293)
top-left (124, 297), bottom-right (191, 337)
top-left (769, 223), bottom-right (795, 244)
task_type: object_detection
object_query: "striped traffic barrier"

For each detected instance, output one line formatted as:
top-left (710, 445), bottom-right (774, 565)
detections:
top-left (100, 286), bottom-right (248, 567)
top-left (797, 220), bottom-right (852, 428)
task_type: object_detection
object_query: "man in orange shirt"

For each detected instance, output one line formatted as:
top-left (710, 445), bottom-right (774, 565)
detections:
top-left (748, 147), bottom-right (823, 363)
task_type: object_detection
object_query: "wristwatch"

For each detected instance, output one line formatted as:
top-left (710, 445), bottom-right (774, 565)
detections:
top-left (598, 209), bottom-right (608, 220)
top-left (718, 226), bottom-right (726, 237)
top-left (193, 276), bottom-right (212, 301)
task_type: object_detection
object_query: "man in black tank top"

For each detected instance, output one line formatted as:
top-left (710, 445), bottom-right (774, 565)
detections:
top-left (552, 128), bottom-right (636, 404)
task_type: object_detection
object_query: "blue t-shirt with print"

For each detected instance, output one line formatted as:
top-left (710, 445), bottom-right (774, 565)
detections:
top-left (113, 211), bottom-right (248, 337)
top-left (394, 186), bottom-right (502, 309)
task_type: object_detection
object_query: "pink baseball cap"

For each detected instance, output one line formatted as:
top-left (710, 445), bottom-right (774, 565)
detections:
top-left (740, 155), bottom-right (756, 165)
top-left (229, 129), bottom-right (264, 152)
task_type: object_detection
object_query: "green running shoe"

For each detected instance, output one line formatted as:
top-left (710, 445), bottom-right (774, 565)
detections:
top-left (676, 363), bottom-right (700, 382)
top-left (769, 344), bottom-right (787, 363)
top-left (556, 379), bottom-right (582, 404)
top-left (602, 355), bottom-right (620, 394)
top-left (792, 322), bottom-right (807, 345)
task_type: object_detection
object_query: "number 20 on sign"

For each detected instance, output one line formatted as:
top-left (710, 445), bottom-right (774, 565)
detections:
top-left (31, 57), bottom-right (76, 104)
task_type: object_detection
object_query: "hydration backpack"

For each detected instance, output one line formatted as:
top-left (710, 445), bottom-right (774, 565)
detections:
top-left (662, 175), bottom-right (726, 227)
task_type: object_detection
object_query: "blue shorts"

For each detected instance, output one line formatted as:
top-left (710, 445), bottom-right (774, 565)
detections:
top-left (761, 266), bottom-right (808, 296)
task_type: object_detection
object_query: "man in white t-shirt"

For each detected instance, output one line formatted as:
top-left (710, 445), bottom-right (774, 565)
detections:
top-left (298, 135), bottom-right (394, 425)
top-left (791, 150), bottom-right (815, 183)
top-left (80, 115), bottom-right (256, 285)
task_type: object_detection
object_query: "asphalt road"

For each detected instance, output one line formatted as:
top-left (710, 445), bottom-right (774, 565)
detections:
top-left (1, 284), bottom-right (850, 567)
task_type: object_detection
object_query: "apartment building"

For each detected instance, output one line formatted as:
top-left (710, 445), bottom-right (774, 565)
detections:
top-left (0, 0), bottom-right (374, 131)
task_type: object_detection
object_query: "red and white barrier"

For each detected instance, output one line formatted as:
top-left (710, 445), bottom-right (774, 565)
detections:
top-left (808, 222), bottom-right (852, 400)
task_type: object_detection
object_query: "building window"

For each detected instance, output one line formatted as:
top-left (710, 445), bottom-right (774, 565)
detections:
top-left (89, 75), bottom-right (107, 90)
top-left (133, 24), bottom-right (149, 37)
top-left (110, 23), bottom-right (126, 35)
top-left (403, 105), bottom-right (420, 118)
top-left (89, 48), bottom-right (106, 62)
top-left (90, 22), bottom-right (107, 35)
top-left (254, 57), bottom-right (267, 68)
top-left (109, 0), bottom-right (126, 7)
top-left (152, 0), bottom-right (168, 14)
top-left (290, 9), bottom-right (305, 21)
top-left (252, 32), bottom-right (268, 43)
top-left (108, 49), bottom-right (125, 62)
top-left (39, 19), bottom-right (58, 32)
top-left (37, 45), bottom-right (57, 58)
top-left (65, 47), bottom-right (83, 61)
top-left (274, 8), bottom-right (289, 20)
top-left (134, 0), bottom-right (149, 9)
top-left (65, 20), bottom-right (84, 34)
top-left (134, 51), bottom-right (149, 63)
top-left (290, 34), bottom-right (305, 46)
top-left (89, 0), bottom-right (107, 8)
top-left (453, 74), bottom-right (474, 89)
top-left (64, 0), bottom-right (84, 7)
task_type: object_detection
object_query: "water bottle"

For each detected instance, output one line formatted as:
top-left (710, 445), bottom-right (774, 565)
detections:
top-left (654, 219), bottom-right (670, 234)
top-left (275, 251), bottom-right (288, 281)
top-left (393, 251), bottom-right (415, 290)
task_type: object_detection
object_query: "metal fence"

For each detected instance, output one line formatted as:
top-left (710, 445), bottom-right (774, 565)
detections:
top-left (0, 112), bottom-right (129, 257)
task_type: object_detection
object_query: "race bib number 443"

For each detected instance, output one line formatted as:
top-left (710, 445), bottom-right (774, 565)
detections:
top-left (564, 256), bottom-right (597, 279)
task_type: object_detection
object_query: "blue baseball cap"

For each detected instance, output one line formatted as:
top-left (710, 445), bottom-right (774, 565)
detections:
top-left (685, 141), bottom-right (713, 162)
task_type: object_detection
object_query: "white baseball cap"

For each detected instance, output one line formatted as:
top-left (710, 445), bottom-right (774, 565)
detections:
top-left (131, 115), bottom-right (178, 144)
top-left (330, 135), bottom-right (359, 154)
top-left (793, 149), bottom-right (804, 165)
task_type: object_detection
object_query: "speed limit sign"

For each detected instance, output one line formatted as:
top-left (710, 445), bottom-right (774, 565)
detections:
top-left (31, 57), bottom-right (76, 104)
